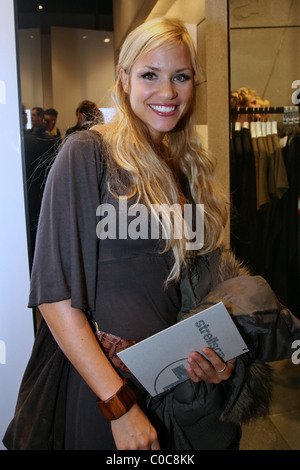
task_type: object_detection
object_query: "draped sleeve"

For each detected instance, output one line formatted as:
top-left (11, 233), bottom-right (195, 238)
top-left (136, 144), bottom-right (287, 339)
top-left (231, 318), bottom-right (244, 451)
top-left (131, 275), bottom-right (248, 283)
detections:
top-left (28, 130), bottom-right (106, 312)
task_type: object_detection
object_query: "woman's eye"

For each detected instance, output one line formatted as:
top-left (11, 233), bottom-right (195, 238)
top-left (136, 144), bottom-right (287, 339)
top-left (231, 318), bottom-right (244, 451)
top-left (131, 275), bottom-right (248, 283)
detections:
top-left (173, 73), bottom-right (190, 82)
top-left (141, 72), bottom-right (157, 80)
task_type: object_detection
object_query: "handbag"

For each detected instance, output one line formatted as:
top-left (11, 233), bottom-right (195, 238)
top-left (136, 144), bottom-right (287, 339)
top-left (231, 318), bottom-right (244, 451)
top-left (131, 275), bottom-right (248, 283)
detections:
top-left (86, 314), bottom-right (136, 374)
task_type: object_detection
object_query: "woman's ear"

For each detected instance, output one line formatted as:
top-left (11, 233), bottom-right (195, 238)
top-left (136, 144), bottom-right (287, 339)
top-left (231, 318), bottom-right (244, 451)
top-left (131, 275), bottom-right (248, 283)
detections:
top-left (119, 68), bottom-right (129, 93)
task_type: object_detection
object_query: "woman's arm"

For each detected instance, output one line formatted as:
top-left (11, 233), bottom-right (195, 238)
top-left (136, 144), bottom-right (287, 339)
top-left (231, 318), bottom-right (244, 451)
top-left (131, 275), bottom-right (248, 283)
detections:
top-left (39, 299), bottom-right (160, 450)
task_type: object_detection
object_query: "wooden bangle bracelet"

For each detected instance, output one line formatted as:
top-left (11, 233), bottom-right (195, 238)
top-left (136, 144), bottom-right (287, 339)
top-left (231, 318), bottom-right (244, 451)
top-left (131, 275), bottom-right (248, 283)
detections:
top-left (96, 379), bottom-right (136, 420)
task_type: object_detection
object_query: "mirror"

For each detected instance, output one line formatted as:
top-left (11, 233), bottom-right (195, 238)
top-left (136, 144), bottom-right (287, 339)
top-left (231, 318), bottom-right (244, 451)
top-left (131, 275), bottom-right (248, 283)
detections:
top-left (16, 0), bottom-right (114, 267)
top-left (229, 0), bottom-right (300, 319)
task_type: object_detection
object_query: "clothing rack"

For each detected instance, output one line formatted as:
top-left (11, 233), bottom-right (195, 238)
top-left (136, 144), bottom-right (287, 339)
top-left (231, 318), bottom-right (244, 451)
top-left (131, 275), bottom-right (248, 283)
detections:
top-left (231, 105), bottom-right (300, 123)
top-left (231, 105), bottom-right (300, 114)
top-left (232, 106), bottom-right (283, 114)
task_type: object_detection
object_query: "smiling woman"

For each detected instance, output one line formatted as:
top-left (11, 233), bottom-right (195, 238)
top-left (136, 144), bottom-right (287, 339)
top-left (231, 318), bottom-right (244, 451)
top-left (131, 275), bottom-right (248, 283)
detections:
top-left (119, 43), bottom-right (194, 143)
top-left (4, 11), bottom-right (300, 452)
top-left (4, 17), bottom-right (227, 451)
top-left (98, 17), bottom-right (227, 281)
top-left (3, 16), bottom-right (248, 451)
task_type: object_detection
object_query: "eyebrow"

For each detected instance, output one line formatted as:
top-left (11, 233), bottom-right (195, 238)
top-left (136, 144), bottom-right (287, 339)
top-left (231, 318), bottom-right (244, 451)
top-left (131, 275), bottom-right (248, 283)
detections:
top-left (141, 65), bottom-right (193, 73)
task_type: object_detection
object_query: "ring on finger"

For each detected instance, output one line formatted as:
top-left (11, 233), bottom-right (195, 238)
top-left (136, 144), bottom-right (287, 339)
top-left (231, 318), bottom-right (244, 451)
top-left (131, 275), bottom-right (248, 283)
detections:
top-left (217, 363), bottom-right (226, 373)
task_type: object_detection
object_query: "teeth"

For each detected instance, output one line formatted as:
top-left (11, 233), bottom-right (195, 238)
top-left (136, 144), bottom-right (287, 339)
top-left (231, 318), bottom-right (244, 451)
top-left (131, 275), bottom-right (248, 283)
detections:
top-left (150, 105), bottom-right (176, 113)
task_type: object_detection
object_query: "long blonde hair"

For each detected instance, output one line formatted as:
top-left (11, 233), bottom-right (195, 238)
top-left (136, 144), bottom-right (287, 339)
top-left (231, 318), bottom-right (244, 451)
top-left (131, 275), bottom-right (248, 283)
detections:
top-left (92, 17), bottom-right (228, 281)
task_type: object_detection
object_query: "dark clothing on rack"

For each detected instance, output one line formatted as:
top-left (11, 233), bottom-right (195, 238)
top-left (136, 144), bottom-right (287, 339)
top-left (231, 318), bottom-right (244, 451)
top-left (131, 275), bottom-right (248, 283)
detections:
top-left (256, 135), bottom-right (271, 208)
top-left (230, 128), bottom-right (261, 273)
top-left (230, 116), bottom-right (300, 318)
top-left (265, 131), bottom-right (300, 316)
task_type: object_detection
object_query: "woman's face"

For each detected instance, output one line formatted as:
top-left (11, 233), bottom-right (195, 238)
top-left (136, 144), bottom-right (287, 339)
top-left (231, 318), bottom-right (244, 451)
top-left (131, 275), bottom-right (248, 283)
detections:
top-left (120, 42), bottom-right (194, 144)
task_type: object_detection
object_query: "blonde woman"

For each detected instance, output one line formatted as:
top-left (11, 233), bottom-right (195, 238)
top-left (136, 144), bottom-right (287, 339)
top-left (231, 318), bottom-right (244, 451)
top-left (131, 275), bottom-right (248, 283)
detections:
top-left (6, 18), bottom-right (237, 450)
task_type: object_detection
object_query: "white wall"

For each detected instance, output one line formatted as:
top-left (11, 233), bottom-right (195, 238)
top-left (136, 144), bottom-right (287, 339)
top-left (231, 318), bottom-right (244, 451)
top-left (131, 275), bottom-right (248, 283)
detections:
top-left (51, 27), bottom-right (115, 135)
top-left (0, 0), bottom-right (35, 450)
top-left (229, 0), bottom-right (300, 106)
top-left (18, 28), bottom-right (43, 109)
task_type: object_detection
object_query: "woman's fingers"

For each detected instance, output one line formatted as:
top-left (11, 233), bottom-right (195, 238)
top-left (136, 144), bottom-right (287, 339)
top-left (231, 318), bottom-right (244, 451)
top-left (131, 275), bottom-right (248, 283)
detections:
top-left (187, 348), bottom-right (236, 384)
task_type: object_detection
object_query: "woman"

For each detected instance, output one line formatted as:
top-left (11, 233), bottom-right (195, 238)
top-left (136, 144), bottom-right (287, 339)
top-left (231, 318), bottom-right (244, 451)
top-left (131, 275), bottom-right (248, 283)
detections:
top-left (5, 18), bottom-right (247, 450)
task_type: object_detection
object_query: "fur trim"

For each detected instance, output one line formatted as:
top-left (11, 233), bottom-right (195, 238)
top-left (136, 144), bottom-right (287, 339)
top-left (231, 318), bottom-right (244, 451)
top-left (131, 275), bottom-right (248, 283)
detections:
top-left (216, 250), bottom-right (274, 425)
top-left (217, 249), bottom-right (251, 282)
top-left (221, 362), bottom-right (273, 425)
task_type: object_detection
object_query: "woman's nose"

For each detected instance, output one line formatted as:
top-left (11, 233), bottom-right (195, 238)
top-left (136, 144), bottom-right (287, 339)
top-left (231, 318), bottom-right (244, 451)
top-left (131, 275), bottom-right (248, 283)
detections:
top-left (157, 79), bottom-right (177, 99)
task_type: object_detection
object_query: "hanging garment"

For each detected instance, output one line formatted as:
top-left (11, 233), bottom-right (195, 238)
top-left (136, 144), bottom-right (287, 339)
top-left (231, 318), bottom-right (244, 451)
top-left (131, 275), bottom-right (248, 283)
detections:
top-left (230, 127), bottom-right (261, 273)
top-left (257, 128), bottom-right (300, 318)
top-left (272, 132), bottom-right (289, 199)
top-left (230, 114), bottom-right (299, 318)
top-left (256, 133), bottom-right (271, 208)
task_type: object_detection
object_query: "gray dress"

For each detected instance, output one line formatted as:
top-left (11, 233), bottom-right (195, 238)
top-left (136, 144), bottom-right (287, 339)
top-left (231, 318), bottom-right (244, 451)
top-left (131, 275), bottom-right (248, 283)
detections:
top-left (28, 130), bottom-right (181, 449)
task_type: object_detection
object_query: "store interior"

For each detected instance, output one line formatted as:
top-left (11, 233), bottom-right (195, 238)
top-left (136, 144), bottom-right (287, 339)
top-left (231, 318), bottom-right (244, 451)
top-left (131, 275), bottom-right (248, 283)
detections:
top-left (15, 0), bottom-right (300, 450)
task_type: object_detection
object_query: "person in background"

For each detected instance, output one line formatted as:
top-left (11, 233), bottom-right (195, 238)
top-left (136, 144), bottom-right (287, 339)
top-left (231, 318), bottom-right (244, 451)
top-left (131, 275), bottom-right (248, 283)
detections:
top-left (44, 108), bottom-right (62, 145)
top-left (28, 107), bottom-right (45, 134)
top-left (22, 104), bottom-right (28, 129)
top-left (65, 100), bottom-right (104, 136)
top-left (23, 106), bottom-right (57, 258)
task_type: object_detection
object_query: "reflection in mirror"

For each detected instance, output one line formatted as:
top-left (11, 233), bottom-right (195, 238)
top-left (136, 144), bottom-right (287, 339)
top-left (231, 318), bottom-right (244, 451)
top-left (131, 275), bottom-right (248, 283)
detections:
top-left (229, 0), bottom-right (300, 318)
top-left (16, 0), bottom-right (114, 267)
top-left (16, 0), bottom-right (212, 334)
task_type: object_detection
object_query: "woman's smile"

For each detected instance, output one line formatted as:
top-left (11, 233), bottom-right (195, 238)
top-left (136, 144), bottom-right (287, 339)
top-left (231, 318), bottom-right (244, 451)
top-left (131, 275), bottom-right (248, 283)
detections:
top-left (148, 104), bottom-right (178, 116)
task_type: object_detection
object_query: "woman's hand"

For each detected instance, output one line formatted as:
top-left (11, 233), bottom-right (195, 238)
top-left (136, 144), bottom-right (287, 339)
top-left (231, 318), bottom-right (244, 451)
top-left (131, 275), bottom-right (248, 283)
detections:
top-left (187, 348), bottom-right (236, 384)
top-left (111, 403), bottom-right (160, 450)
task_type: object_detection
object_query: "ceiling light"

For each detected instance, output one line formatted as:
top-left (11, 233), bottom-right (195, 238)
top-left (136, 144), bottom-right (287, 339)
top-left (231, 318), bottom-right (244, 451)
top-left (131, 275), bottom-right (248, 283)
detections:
top-left (38, 4), bottom-right (43, 10)
top-left (104, 38), bottom-right (110, 43)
